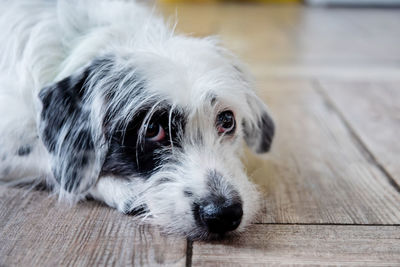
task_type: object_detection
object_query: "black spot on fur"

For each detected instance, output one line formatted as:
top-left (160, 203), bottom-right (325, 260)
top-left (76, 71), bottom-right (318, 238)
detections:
top-left (207, 93), bottom-right (217, 106)
top-left (39, 71), bottom-right (92, 154)
top-left (38, 54), bottom-right (188, 194)
top-left (184, 190), bottom-right (193, 197)
top-left (194, 128), bottom-right (204, 146)
top-left (101, 105), bottom-right (186, 177)
top-left (14, 181), bottom-right (51, 192)
top-left (257, 112), bottom-right (275, 153)
top-left (38, 61), bottom-right (102, 193)
top-left (72, 128), bottom-right (94, 151)
top-left (242, 111), bottom-right (275, 154)
top-left (123, 202), bottom-right (148, 216)
top-left (17, 145), bottom-right (31, 156)
top-left (157, 177), bottom-right (173, 184)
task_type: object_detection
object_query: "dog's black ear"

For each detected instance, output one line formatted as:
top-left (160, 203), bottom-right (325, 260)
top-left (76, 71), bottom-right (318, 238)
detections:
top-left (228, 62), bottom-right (275, 154)
top-left (242, 91), bottom-right (275, 154)
top-left (38, 65), bottom-right (107, 196)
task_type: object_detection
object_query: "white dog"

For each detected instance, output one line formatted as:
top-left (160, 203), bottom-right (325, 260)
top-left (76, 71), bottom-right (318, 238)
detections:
top-left (0, 0), bottom-right (274, 240)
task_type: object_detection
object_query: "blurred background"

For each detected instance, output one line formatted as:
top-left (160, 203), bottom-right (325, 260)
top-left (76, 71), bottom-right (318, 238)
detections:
top-left (160, 0), bottom-right (400, 6)
top-left (157, 0), bottom-right (400, 82)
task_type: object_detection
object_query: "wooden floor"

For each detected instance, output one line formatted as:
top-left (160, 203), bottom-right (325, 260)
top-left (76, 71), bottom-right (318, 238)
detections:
top-left (1, 3), bottom-right (400, 266)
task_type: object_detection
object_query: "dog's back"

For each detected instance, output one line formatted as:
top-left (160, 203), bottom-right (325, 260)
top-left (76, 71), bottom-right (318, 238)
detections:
top-left (0, 0), bottom-right (158, 183)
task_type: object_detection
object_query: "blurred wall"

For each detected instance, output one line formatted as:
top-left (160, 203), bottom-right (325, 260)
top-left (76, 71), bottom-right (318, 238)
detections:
top-left (160, 0), bottom-right (300, 3)
top-left (307, 0), bottom-right (400, 4)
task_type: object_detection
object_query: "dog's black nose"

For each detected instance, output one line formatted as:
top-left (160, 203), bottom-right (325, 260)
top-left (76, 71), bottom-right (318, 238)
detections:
top-left (198, 202), bottom-right (243, 234)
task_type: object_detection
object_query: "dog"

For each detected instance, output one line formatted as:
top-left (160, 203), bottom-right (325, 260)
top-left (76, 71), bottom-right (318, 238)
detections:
top-left (0, 0), bottom-right (274, 240)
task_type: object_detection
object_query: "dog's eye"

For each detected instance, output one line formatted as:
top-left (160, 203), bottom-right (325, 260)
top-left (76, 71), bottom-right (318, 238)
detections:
top-left (216, 110), bottom-right (235, 135)
top-left (145, 122), bottom-right (166, 142)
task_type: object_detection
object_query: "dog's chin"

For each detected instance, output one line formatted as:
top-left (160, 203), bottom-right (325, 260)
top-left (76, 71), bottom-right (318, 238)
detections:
top-left (187, 229), bottom-right (242, 241)
top-left (149, 214), bottom-right (249, 241)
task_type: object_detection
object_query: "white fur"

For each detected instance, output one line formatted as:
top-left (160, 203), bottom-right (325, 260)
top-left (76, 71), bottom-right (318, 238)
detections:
top-left (0, 0), bottom-right (273, 240)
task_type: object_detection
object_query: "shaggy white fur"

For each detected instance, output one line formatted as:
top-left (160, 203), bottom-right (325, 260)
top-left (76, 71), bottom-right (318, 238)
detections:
top-left (0, 0), bottom-right (274, 240)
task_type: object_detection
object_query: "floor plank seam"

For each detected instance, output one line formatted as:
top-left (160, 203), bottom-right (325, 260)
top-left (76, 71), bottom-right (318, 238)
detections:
top-left (185, 239), bottom-right (193, 267)
top-left (312, 79), bottom-right (400, 195)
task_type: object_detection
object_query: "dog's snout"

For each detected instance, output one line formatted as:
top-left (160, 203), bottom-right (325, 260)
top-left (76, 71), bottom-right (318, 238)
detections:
top-left (198, 202), bottom-right (243, 234)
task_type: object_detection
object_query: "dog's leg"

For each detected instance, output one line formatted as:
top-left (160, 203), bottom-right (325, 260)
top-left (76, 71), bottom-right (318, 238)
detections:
top-left (89, 177), bottom-right (147, 215)
top-left (0, 81), bottom-right (51, 184)
top-left (0, 132), bottom-right (51, 184)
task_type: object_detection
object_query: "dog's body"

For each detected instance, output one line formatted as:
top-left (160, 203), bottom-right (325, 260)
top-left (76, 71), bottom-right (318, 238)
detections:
top-left (0, 0), bottom-right (274, 240)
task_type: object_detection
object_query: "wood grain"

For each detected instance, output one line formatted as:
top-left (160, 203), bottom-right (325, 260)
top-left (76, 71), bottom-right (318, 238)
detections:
top-left (192, 224), bottom-right (400, 266)
top-left (216, 5), bottom-right (400, 80)
top-left (318, 81), bottom-right (400, 186)
top-left (244, 79), bottom-right (400, 224)
top-left (0, 186), bottom-right (187, 267)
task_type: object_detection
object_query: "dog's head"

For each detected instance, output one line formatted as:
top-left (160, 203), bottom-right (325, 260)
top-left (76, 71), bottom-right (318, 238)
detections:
top-left (38, 37), bottom-right (274, 239)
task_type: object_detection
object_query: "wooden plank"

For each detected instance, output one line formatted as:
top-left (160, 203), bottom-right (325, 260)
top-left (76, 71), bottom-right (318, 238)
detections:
top-left (216, 5), bottom-right (400, 80)
top-left (0, 186), bottom-right (187, 266)
top-left (243, 79), bottom-right (400, 224)
top-left (216, 5), bottom-right (303, 64)
top-left (319, 81), bottom-right (400, 186)
top-left (192, 224), bottom-right (400, 266)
